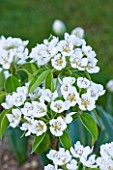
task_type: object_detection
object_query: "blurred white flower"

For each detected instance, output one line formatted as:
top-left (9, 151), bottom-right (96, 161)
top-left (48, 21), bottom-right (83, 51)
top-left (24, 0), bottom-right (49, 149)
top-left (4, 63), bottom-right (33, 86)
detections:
top-left (52, 19), bottom-right (66, 36)
top-left (7, 109), bottom-right (21, 128)
top-left (71, 27), bottom-right (84, 39)
top-left (106, 79), bottom-right (113, 92)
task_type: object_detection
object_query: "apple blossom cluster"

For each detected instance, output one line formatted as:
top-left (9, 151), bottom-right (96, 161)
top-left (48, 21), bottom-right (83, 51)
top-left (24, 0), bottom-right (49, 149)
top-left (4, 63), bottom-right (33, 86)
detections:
top-left (96, 142), bottom-right (113, 170)
top-left (0, 36), bottom-right (29, 70)
top-left (2, 75), bottom-right (105, 137)
top-left (29, 33), bottom-right (99, 74)
top-left (44, 141), bottom-right (96, 170)
top-left (44, 141), bottom-right (113, 170)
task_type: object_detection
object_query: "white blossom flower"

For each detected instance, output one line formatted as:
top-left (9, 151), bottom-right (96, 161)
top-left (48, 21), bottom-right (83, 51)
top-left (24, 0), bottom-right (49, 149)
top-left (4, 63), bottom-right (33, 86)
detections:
top-left (70, 48), bottom-right (87, 70)
top-left (57, 34), bottom-right (74, 57)
top-left (78, 93), bottom-right (96, 111)
top-left (82, 45), bottom-right (96, 58)
top-left (64, 112), bottom-right (76, 124)
top-left (85, 57), bottom-right (100, 73)
top-left (29, 87), bottom-right (44, 100)
top-left (80, 146), bottom-right (96, 168)
top-left (40, 89), bottom-right (58, 103)
top-left (7, 109), bottom-right (21, 128)
top-left (57, 148), bottom-right (72, 166)
top-left (51, 53), bottom-right (66, 70)
top-left (64, 33), bottom-right (84, 47)
top-left (20, 117), bottom-right (34, 136)
top-left (16, 48), bottom-right (29, 65)
top-left (70, 141), bottom-right (84, 158)
top-left (61, 76), bottom-right (75, 85)
top-left (71, 27), bottom-right (84, 38)
top-left (60, 77), bottom-right (75, 95)
top-left (30, 36), bottom-right (58, 66)
top-left (50, 100), bottom-right (65, 113)
top-left (77, 77), bottom-right (90, 89)
top-left (87, 82), bottom-right (105, 100)
top-left (0, 36), bottom-right (28, 51)
top-left (52, 19), bottom-right (66, 36)
top-left (0, 36), bottom-right (29, 68)
top-left (66, 159), bottom-right (78, 170)
top-left (96, 142), bottom-right (113, 169)
top-left (63, 87), bottom-right (80, 107)
top-left (17, 86), bottom-right (28, 96)
top-left (47, 148), bottom-right (71, 166)
top-left (2, 94), bottom-right (13, 109)
top-left (0, 49), bottom-right (13, 69)
top-left (47, 150), bottom-right (58, 161)
top-left (32, 101), bottom-right (47, 118)
top-left (12, 92), bottom-right (26, 107)
top-left (21, 102), bottom-right (34, 117)
top-left (81, 154), bottom-right (97, 168)
top-left (32, 120), bottom-right (47, 136)
top-left (49, 117), bottom-right (67, 136)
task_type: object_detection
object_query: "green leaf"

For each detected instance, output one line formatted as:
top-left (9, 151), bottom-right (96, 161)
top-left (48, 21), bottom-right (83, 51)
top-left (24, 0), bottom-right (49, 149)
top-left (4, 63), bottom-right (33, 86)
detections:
top-left (32, 133), bottom-right (50, 154)
top-left (60, 131), bottom-right (72, 150)
top-left (29, 69), bottom-right (50, 93)
top-left (97, 106), bottom-right (113, 141)
top-left (5, 75), bottom-right (20, 93)
top-left (16, 70), bottom-right (28, 85)
top-left (0, 91), bottom-right (5, 103)
top-left (80, 113), bottom-right (98, 141)
top-left (21, 63), bottom-right (38, 78)
top-left (0, 109), bottom-right (10, 140)
top-left (5, 127), bottom-right (28, 165)
top-left (32, 133), bottom-right (46, 153)
top-left (0, 70), bottom-right (5, 90)
top-left (45, 70), bottom-right (54, 92)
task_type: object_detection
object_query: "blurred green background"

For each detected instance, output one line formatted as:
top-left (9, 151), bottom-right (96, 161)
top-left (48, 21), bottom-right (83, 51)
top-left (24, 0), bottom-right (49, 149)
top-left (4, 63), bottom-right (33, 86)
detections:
top-left (0, 0), bottom-right (113, 86)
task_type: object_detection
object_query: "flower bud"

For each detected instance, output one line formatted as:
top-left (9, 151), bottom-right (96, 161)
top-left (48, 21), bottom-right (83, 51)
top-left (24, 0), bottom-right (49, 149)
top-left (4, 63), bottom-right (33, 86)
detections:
top-left (71, 27), bottom-right (84, 38)
top-left (52, 19), bottom-right (66, 36)
top-left (106, 79), bottom-right (113, 92)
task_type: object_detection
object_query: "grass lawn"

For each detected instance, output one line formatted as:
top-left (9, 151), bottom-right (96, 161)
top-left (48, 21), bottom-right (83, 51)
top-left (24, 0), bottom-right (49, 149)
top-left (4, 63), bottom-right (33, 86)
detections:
top-left (0, 0), bottom-right (113, 105)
